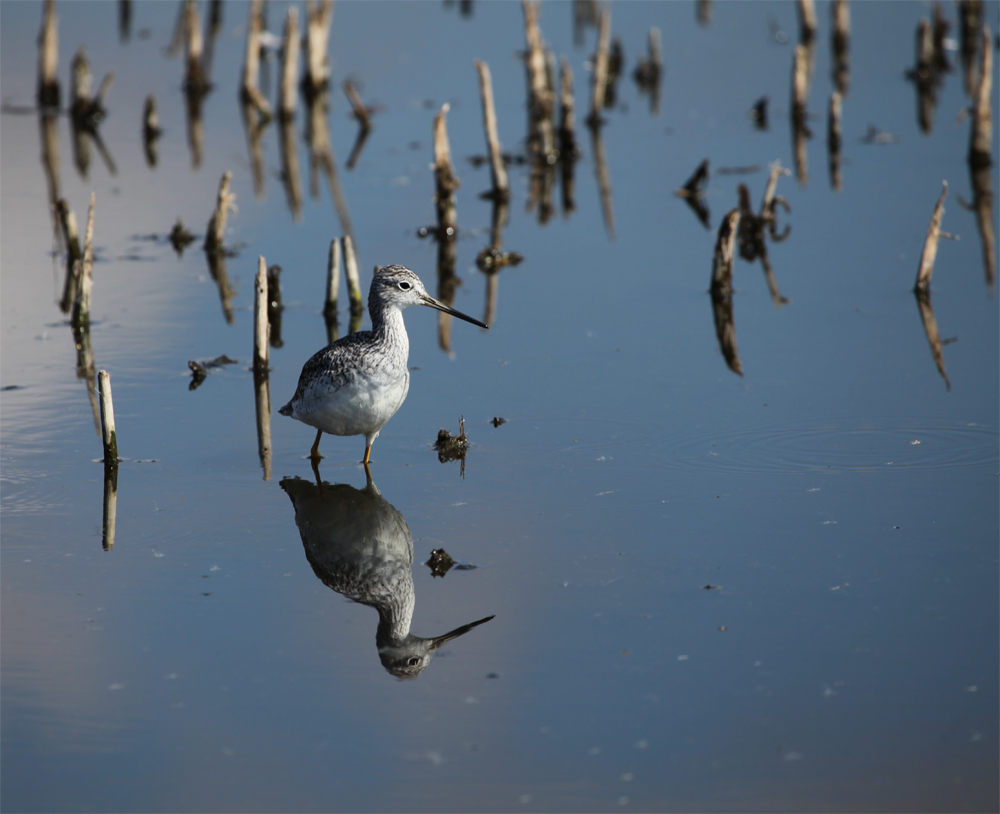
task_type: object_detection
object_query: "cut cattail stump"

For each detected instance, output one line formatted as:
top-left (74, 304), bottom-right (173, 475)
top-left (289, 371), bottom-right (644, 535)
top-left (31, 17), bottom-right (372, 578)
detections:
top-left (37, 0), bottom-right (60, 109)
top-left (827, 91), bottom-right (843, 191)
top-left (831, 0), bottom-right (850, 96)
top-left (474, 60), bottom-right (509, 201)
top-left (587, 6), bottom-right (611, 128)
top-left (914, 181), bottom-right (948, 294)
top-left (98, 369), bottom-right (119, 465)
top-left (204, 171), bottom-right (235, 252)
top-left (71, 193), bottom-right (96, 331)
top-left (279, 6), bottom-right (299, 120)
top-left (710, 208), bottom-right (741, 297)
top-left (342, 235), bottom-right (364, 333)
top-left (253, 256), bottom-right (270, 375)
top-left (56, 199), bottom-right (82, 313)
top-left (324, 238), bottom-right (341, 344)
top-left (241, 0), bottom-right (271, 118)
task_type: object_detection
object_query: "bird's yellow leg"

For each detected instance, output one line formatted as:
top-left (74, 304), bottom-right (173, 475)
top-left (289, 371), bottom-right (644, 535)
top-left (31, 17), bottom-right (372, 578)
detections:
top-left (310, 429), bottom-right (323, 460)
top-left (362, 443), bottom-right (372, 465)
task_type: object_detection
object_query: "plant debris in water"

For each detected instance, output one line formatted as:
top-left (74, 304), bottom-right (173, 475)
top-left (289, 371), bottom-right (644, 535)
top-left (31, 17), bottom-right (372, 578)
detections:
top-left (426, 548), bottom-right (455, 577)
top-left (491, 416), bottom-right (507, 427)
top-left (435, 416), bottom-right (468, 462)
top-left (188, 355), bottom-right (238, 390)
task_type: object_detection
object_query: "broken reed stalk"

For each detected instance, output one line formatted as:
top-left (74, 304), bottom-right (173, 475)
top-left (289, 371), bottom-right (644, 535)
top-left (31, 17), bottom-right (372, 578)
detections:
top-left (324, 237), bottom-right (341, 338)
top-left (305, 0), bottom-right (334, 93)
top-left (914, 181), bottom-right (948, 293)
top-left (434, 103), bottom-right (460, 207)
top-left (204, 171), bottom-right (235, 252)
top-left (474, 60), bottom-right (509, 200)
top-left (588, 6), bottom-right (611, 127)
top-left (253, 256), bottom-right (269, 374)
top-left (828, 91), bottom-right (843, 191)
top-left (57, 199), bottom-right (82, 313)
top-left (98, 369), bottom-right (119, 464)
top-left (71, 193), bottom-right (96, 330)
top-left (37, 0), bottom-right (60, 108)
top-left (242, 0), bottom-right (271, 117)
top-left (710, 208), bottom-right (741, 296)
top-left (341, 234), bottom-right (364, 324)
top-left (831, 0), bottom-right (850, 96)
top-left (797, 0), bottom-right (817, 45)
top-left (279, 6), bottom-right (300, 119)
top-left (969, 22), bottom-right (992, 164)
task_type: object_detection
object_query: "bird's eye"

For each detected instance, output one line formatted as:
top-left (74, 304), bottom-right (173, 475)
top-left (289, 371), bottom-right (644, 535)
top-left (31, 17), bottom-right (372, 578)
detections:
top-left (398, 281), bottom-right (412, 291)
top-left (407, 656), bottom-right (420, 666)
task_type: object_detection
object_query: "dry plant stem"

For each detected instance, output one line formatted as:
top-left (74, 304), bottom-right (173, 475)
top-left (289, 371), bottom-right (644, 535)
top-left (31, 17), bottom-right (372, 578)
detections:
top-left (474, 61), bottom-right (509, 199)
top-left (204, 171), bottom-right (235, 251)
top-left (279, 7), bottom-right (300, 118)
top-left (434, 104), bottom-right (460, 207)
top-left (305, 0), bottom-right (334, 92)
top-left (57, 199), bottom-right (82, 313)
top-left (831, 0), bottom-right (850, 96)
top-left (342, 235), bottom-right (363, 324)
top-left (37, 0), bottom-right (59, 107)
top-left (98, 369), bottom-right (118, 464)
top-left (325, 238), bottom-right (341, 321)
top-left (253, 256), bottom-right (270, 374)
top-left (588, 7), bottom-right (611, 126)
top-left (969, 23), bottom-right (992, 162)
top-left (791, 45), bottom-right (810, 185)
top-left (914, 181), bottom-right (948, 293)
top-left (72, 193), bottom-right (96, 330)
top-left (242, 0), bottom-right (271, 117)
top-left (102, 463), bottom-right (118, 551)
top-left (711, 208), bottom-right (741, 295)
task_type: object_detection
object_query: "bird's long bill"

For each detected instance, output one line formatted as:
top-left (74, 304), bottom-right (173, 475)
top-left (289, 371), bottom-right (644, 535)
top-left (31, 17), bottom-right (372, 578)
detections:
top-left (429, 614), bottom-right (495, 650)
top-left (420, 294), bottom-right (488, 329)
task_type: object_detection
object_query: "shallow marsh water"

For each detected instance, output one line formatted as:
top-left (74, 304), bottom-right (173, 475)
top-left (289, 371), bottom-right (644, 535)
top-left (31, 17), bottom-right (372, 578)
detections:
top-left (1, 2), bottom-right (998, 811)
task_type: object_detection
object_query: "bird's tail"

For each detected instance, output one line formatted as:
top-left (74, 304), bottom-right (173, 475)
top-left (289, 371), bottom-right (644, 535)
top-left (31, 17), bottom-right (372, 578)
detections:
top-left (279, 402), bottom-right (294, 417)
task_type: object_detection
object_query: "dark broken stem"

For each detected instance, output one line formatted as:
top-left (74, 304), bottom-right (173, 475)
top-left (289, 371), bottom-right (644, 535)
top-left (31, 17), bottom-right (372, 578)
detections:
top-left (914, 181), bottom-right (948, 293)
top-left (831, 0), bottom-right (850, 96)
top-left (143, 95), bottom-right (162, 168)
top-left (433, 104), bottom-right (461, 355)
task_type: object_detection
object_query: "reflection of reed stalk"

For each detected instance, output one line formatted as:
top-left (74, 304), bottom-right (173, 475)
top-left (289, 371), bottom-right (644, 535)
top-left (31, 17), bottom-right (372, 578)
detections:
top-left (474, 61), bottom-right (509, 200)
top-left (254, 257), bottom-right (270, 375)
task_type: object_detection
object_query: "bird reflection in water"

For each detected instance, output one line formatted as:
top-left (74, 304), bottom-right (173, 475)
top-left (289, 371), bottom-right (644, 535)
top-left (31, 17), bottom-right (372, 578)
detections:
top-left (280, 470), bottom-right (493, 679)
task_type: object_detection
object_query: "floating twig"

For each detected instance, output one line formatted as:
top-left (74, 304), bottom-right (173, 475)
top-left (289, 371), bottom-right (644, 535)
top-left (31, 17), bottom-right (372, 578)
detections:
top-left (474, 60), bottom-right (510, 200)
top-left (914, 181), bottom-right (948, 293)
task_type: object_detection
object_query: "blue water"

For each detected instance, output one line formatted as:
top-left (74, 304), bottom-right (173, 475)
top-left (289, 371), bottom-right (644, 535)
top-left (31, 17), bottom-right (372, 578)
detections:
top-left (2, 2), bottom-right (997, 811)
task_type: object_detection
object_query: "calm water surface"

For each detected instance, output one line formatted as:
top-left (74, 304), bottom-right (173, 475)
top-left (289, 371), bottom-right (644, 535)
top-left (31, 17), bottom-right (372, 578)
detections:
top-left (1, 2), bottom-right (997, 811)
